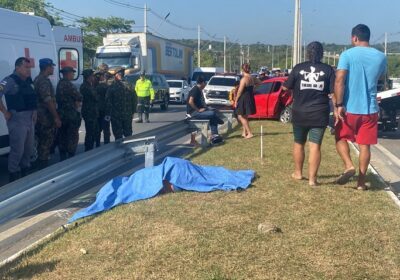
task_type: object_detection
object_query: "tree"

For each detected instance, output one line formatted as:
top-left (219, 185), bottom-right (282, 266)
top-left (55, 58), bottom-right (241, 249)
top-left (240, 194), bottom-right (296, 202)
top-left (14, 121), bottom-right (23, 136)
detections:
top-left (78, 17), bottom-right (134, 67)
top-left (0, 0), bottom-right (61, 25)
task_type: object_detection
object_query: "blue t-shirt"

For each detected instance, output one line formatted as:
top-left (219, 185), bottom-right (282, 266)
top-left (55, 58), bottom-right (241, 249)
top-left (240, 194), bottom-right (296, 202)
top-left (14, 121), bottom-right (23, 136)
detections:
top-left (337, 46), bottom-right (387, 114)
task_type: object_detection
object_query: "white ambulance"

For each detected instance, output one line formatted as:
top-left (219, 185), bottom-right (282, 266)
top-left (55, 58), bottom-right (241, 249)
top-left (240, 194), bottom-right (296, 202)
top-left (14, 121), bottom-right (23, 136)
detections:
top-left (0, 7), bottom-right (83, 156)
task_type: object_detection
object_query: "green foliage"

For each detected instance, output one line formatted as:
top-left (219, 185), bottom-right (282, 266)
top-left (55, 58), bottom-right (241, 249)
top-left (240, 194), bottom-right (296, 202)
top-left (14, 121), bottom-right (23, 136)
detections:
top-left (0, 0), bottom-right (61, 25)
top-left (176, 39), bottom-right (400, 77)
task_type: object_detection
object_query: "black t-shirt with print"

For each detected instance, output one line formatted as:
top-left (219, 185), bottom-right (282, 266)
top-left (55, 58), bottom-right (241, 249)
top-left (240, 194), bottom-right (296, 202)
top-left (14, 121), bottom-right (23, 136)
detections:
top-left (284, 61), bottom-right (335, 127)
top-left (186, 85), bottom-right (206, 114)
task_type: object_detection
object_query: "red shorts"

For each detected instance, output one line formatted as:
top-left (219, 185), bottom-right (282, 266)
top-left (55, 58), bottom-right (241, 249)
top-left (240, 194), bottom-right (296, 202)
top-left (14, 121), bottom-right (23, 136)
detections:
top-left (335, 113), bottom-right (378, 145)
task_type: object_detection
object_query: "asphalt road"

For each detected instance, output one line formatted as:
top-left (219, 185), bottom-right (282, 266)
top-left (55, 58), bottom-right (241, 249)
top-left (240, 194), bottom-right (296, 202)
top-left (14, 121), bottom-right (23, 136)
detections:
top-left (0, 104), bottom-right (188, 187)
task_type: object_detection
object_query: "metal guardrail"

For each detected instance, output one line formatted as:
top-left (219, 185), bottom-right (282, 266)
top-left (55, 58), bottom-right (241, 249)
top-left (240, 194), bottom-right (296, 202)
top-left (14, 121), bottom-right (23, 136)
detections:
top-left (187, 110), bottom-right (237, 147)
top-left (0, 136), bottom-right (156, 225)
top-left (0, 112), bottom-right (238, 225)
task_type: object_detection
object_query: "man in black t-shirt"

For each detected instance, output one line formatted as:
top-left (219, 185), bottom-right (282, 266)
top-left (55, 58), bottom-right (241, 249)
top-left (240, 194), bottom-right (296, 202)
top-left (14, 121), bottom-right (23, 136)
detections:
top-left (282, 41), bottom-right (335, 186)
top-left (187, 76), bottom-right (224, 138)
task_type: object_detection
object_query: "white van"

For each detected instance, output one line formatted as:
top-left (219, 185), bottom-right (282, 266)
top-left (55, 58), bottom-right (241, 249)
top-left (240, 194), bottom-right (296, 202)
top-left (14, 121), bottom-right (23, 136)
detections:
top-left (191, 67), bottom-right (224, 86)
top-left (0, 7), bottom-right (83, 156)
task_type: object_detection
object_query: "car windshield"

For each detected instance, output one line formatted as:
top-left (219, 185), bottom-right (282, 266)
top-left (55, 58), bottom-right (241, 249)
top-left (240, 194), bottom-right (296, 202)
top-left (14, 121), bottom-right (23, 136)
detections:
top-left (192, 72), bottom-right (215, 82)
top-left (168, 81), bottom-right (183, 88)
top-left (208, 77), bottom-right (237, 86)
top-left (125, 75), bottom-right (141, 84)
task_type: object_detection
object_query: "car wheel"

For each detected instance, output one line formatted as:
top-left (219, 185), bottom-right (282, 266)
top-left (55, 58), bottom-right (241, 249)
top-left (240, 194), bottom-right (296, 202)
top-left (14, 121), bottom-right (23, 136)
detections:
top-left (160, 95), bottom-right (169, 110)
top-left (279, 106), bottom-right (292, 123)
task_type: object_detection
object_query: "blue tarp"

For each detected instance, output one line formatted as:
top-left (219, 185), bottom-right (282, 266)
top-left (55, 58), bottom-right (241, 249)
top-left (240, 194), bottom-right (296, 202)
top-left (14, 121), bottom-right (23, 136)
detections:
top-left (69, 157), bottom-right (255, 222)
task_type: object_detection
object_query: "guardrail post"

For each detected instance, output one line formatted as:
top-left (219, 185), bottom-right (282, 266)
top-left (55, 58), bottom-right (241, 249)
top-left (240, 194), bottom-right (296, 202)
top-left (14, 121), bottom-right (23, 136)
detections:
top-left (219, 110), bottom-right (234, 132)
top-left (145, 142), bottom-right (155, 167)
top-left (199, 122), bottom-right (209, 147)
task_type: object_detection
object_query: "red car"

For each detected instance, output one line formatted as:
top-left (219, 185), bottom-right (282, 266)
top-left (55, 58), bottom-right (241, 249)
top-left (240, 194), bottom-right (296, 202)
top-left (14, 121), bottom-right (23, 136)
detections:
top-left (249, 77), bottom-right (293, 123)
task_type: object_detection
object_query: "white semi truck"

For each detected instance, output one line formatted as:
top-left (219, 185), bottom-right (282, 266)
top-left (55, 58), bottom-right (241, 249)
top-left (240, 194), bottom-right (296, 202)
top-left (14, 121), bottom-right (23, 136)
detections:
top-left (93, 32), bottom-right (193, 80)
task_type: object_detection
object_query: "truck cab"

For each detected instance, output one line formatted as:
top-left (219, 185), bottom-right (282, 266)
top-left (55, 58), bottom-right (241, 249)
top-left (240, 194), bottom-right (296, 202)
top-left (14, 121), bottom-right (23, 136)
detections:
top-left (94, 44), bottom-right (141, 75)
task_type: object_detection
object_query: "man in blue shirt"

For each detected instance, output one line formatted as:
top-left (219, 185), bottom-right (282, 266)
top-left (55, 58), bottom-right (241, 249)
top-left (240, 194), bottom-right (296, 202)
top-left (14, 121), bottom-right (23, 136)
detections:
top-left (334, 24), bottom-right (387, 190)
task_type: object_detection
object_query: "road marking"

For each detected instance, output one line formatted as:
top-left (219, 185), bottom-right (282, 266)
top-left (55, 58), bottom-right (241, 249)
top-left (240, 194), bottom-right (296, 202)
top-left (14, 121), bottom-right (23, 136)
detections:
top-left (0, 210), bottom-right (69, 243)
top-left (375, 143), bottom-right (400, 168)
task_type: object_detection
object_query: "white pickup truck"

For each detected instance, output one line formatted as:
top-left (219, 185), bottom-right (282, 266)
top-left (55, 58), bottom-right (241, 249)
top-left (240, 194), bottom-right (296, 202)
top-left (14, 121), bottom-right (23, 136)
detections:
top-left (377, 88), bottom-right (400, 131)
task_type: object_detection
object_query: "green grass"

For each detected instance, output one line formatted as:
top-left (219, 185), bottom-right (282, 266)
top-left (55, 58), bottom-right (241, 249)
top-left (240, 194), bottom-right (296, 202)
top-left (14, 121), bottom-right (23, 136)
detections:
top-left (1, 121), bottom-right (400, 280)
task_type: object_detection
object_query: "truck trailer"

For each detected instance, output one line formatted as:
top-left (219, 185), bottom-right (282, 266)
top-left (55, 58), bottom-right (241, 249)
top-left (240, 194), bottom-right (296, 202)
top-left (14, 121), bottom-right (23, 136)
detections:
top-left (94, 32), bottom-right (193, 80)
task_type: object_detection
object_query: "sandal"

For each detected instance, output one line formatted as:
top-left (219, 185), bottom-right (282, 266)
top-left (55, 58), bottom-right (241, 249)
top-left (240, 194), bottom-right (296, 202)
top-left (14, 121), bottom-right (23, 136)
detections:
top-left (335, 168), bottom-right (356, 185)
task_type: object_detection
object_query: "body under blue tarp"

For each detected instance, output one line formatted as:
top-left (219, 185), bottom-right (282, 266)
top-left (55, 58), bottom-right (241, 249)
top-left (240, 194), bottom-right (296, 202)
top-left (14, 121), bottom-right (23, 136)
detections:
top-left (69, 157), bottom-right (255, 222)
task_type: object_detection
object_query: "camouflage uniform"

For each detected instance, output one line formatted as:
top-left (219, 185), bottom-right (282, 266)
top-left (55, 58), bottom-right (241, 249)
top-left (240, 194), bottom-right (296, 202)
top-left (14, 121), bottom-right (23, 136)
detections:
top-left (34, 73), bottom-right (57, 163)
top-left (95, 80), bottom-right (111, 145)
top-left (80, 81), bottom-right (99, 151)
top-left (105, 79), bottom-right (135, 140)
top-left (56, 78), bottom-right (82, 160)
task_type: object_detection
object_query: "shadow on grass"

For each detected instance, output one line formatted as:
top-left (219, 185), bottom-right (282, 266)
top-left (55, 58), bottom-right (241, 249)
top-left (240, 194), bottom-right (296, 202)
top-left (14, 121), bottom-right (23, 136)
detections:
top-left (1, 260), bottom-right (59, 279)
top-left (224, 131), bottom-right (293, 140)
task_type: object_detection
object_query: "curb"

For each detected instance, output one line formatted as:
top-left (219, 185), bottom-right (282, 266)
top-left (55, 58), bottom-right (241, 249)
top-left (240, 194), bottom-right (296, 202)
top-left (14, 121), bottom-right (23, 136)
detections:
top-left (349, 142), bottom-right (400, 209)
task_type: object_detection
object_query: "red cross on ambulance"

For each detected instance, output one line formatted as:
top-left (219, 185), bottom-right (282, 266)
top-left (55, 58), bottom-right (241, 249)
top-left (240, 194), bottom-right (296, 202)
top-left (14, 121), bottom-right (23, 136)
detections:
top-left (60, 51), bottom-right (77, 70)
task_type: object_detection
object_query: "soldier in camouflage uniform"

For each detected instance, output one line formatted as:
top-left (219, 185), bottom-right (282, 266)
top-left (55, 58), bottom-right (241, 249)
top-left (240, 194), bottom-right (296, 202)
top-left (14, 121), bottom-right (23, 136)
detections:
top-left (94, 65), bottom-right (111, 146)
top-left (56, 66), bottom-right (82, 161)
top-left (80, 69), bottom-right (99, 151)
top-left (34, 58), bottom-right (62, 169)
top-left (105, 67), bottom-right (135, 140)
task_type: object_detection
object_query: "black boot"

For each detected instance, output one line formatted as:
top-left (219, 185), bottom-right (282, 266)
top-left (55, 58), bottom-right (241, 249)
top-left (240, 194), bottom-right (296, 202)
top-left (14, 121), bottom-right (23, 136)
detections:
top-left (59, 152), bottom-right (67, 161)
top-left (136, 113), bottom-right (143, 123)
top-left (144, 113), bottom-right (150, 123)
top-left (68, 152), bottom-right (75, 158)
top-left (9, 171), bottom-right (21, 183)
top-left (36, 159), bottom-right (48, 170)
top-left (20, 167), bottom-right (30, 177)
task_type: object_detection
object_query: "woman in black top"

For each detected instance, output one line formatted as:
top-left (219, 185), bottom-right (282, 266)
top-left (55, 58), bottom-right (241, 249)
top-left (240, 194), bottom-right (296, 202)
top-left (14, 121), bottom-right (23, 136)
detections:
top-left (283, 41), bottom-right (335, 186)
top-left (235, 63), bottom-right (260, 138)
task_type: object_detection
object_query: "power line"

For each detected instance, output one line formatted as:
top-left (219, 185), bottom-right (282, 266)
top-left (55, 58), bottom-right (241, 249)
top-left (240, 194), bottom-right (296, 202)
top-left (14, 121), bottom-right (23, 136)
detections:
top-left (148, 10), bottom-right (196, 31)
top-left (103, 0), bottom-right (145, 10)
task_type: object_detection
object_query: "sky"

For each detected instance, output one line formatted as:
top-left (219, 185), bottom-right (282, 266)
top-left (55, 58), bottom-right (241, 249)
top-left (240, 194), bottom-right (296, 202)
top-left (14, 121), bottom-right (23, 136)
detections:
top-left (47, 0), bottom-right (400, 46)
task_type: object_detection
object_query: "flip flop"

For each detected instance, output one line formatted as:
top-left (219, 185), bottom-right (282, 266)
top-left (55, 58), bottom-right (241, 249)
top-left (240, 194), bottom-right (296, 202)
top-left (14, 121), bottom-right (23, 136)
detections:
top-left (336, 169), bottom-right (356, 185)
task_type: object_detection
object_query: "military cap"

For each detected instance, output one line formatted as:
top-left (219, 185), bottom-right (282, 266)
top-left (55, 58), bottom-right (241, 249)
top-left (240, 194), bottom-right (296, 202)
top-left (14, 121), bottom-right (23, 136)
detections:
top-left (60, 66), bottom-right (76, 73)
top-left (39, 58), bottom-right (56, 67)
top-left (94, 70), bottom-right (105, 76)
top-left (82, 69), bottom-right (95, 78)
top-left (97, 63), bottom-right (109, 72)
top-left (140, 70), bottom-right (146, 76)
top-left (114, 67), bottom-right (125, 75)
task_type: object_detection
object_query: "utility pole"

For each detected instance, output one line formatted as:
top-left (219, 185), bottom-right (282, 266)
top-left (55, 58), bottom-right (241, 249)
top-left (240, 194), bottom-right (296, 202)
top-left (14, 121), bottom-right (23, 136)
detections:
top-left (303, 41), bottom-right (306, 62)
top-left (333, 52), bottom-right (336, 65)
top-left (197, 25), bottom-right (201, 67)
top-left (144, 4), bottom-right (148, 33)
top-left (247, 45), bottom-right (250, 63)
top-left (293, 0), bottom-right (301, 66)
top-left (224, 36), bottom-right (227, 72)
top-left (285, 45), bottom-right (289, 69)
top-left (384, 32), bottom-right (388, 56)
top-left (240, 43), bottom-right (243, 66)
top-left (272, 46), bottom-right (275, 68)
